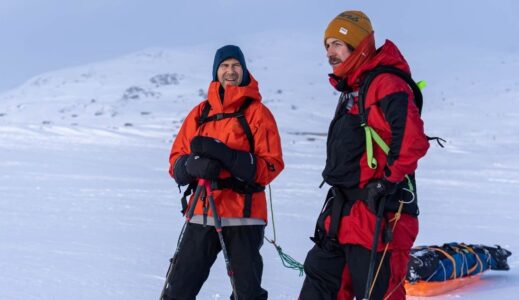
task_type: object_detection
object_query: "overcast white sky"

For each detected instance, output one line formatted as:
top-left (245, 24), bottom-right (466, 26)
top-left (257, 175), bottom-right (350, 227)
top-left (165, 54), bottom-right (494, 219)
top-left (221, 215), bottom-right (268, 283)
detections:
top-left (1, 0), bottom-right (517, 92)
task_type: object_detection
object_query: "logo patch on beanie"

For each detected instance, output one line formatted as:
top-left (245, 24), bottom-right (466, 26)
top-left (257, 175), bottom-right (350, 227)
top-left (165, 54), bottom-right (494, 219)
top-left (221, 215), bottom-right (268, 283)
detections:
top-left (339, 27), bottom-right (348, 35)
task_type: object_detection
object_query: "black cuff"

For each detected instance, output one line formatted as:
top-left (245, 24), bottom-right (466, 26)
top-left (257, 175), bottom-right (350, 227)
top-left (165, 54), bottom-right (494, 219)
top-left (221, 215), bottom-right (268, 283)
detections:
top-left (228, 151), bottom-right (256, 183)
top-left (173, 155), bottom-right (194, 186)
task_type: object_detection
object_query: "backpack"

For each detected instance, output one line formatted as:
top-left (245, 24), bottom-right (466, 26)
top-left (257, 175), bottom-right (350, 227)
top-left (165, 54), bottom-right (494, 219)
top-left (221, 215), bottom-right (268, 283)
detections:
top-left (357, 65), bottom-right (444, 170)
top-left (358, 65), bottom-right (444, 214)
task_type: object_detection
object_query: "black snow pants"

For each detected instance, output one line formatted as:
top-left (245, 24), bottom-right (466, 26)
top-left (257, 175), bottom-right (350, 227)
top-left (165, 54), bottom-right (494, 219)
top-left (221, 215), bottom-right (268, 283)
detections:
top-left (162, 223), bottom-right (268, 300)
top-left (299, 242), bottom-right (391, 300)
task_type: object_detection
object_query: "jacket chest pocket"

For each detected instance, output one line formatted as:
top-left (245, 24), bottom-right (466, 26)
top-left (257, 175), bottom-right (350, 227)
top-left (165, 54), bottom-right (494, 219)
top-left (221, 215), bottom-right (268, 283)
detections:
top-left (226, 120), bottom-right (257, 151)
top-left (323, 113), bottom-right (366, 187)
top-left (328, 113), bottom-right (365, 160)
top-left (199, 118), bottom-right (255, 152)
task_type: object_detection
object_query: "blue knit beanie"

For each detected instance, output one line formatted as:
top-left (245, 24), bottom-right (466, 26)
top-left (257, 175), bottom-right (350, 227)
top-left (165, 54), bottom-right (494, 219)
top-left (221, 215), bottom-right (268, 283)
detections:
top-left (212, 45), bottom-right (250, 86)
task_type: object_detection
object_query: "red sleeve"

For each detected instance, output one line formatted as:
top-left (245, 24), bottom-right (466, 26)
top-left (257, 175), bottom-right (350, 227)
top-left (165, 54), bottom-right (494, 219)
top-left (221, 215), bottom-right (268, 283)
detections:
top-left (168, 104), bottom-right (202, 177)
top-left (385, 94), bottom-right (429, 182)
top-left (251, 104), bottom-right (284, 185)
top-left (369, 74), bottom-right (429, 182)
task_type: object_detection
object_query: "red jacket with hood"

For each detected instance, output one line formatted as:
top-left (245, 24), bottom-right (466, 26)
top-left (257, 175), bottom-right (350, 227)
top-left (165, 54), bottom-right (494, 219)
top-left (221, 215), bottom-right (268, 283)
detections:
top-left (169, 74), bottom-right (284, 222)
top-left (323, 40), bottom-right (429, 251)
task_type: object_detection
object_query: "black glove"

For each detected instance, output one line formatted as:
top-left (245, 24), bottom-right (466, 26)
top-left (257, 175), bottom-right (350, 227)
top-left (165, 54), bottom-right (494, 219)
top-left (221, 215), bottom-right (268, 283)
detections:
top-left (173, 155), bottom-right (194, 186)
top-left (364, 179), bottom-right (398, 214)
top-left (185, 154), bottom-right (222, 180)
top-left (190, 136), bottom-right (256, 183)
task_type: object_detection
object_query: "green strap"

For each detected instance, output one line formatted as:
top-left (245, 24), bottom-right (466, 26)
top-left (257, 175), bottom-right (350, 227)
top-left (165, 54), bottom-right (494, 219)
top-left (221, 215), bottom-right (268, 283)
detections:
top-left (363, 124), bottom-right (413, 191)
top-left (364, 126), bottom-right (390, 169)
top-left (363, 79), bottom-right (425, 189)
top-left (364, 125), bottom-right (376, 169)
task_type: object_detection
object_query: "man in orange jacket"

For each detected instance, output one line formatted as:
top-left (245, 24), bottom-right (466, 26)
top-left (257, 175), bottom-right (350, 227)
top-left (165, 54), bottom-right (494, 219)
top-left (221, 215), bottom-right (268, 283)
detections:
top-left (299, 11), bottom-right (429, 300)
top-left (164, 45), bottom-right (284, 299)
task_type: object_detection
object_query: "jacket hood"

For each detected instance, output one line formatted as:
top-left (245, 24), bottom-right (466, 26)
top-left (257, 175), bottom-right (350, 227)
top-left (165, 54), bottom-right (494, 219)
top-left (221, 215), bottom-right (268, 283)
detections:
top-left (206, 73), bottom-right (261, 113)
top-left (346, 40), bottom-right (411, 87)
top-left (212, 45), bottom-right (251, 86)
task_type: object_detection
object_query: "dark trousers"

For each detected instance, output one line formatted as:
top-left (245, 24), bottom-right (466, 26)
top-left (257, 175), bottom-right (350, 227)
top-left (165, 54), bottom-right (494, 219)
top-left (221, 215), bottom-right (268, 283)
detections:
top-left (299, 243), bottom-right (391, 300)
top-left (163, 223), bottom-right (268, 300)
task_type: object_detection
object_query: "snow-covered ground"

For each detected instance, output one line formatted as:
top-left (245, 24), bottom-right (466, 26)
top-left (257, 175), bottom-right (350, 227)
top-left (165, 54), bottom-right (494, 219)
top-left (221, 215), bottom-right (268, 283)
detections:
top-left (1, 27), bottom-right (519, 300)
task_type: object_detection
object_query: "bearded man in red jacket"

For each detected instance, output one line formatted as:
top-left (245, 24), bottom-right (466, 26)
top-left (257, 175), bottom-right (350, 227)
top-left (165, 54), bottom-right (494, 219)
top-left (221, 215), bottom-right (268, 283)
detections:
top-left (299, 11), bottom-right (429, 300)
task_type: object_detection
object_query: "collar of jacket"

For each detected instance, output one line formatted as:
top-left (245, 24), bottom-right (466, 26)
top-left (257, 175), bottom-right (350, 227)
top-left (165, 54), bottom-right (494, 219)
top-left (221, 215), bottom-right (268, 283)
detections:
top-left (329, 38), bottom-right (412, 90)
top-left (347, 39), bottom-right (411, 87)
top-left (330, 32), bottom-right (376, 89)
top-left (207, 73), bottom-right (262, 113)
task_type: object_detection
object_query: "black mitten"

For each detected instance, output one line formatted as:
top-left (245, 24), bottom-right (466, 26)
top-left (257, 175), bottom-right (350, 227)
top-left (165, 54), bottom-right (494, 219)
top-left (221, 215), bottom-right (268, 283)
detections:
top-left (364, 179), bottom-right (398, 213)
top-left (185, 154), bottom-right (222, 180)
top-left (172, 155), bottom-right (194, 186)
top-left (190, 136), bottom-right (256, 182)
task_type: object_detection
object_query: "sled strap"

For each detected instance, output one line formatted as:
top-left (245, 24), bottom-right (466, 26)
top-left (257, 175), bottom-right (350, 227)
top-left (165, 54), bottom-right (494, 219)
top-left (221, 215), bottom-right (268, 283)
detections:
top-left (430, 247), bottom-right (457, 280)
top-left (458, 244), bottom-right (485, 274)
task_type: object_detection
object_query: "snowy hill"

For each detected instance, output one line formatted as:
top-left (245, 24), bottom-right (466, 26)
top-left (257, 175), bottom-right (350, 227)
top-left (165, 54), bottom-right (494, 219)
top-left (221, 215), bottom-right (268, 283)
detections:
top-left (0, 34), bottom-right (336, 143)
top-left (1, 30), bottom-right (519, 300)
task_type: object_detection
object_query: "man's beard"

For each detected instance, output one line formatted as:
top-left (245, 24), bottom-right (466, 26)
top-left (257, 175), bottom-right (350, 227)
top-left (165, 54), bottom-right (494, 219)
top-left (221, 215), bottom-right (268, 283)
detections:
top-left (328, 56), bottom-right (342, 66)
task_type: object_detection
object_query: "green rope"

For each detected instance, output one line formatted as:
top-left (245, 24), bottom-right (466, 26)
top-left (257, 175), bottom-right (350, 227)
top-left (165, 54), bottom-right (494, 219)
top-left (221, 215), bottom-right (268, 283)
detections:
top-left (272, 243), bottom-right (305, 276)
top-left (264, 185), bottom-right (305, 276)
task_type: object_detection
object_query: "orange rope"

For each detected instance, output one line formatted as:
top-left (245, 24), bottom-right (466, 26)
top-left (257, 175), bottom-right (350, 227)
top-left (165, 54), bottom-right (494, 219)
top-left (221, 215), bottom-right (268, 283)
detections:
top-left (383, 276), bottom-right (406, 300)
top-left (368, 201), bottom-right (404, 298)
top-left (459, 244), bottom-right (485, 274)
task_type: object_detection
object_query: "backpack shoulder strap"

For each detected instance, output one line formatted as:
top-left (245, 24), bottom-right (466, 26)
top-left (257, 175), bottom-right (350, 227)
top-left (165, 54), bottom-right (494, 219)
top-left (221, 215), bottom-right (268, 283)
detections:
top-left (195, 98), bottom-right (255, 153)
top-left (197, 100), bottom-right (212, 126)
top-left (236, 98), bottom-right (255, 153)
top-left (358, 65), bottom-right (423, 125)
